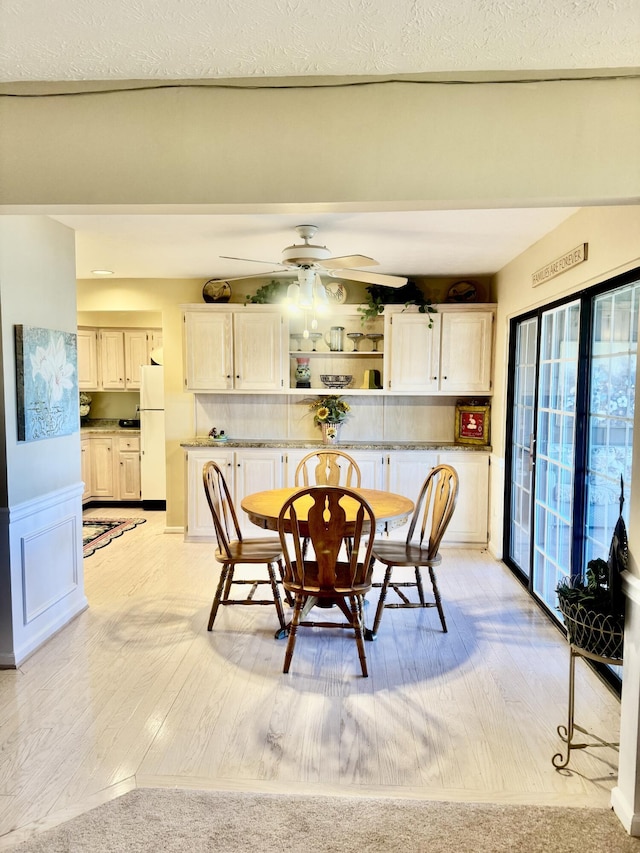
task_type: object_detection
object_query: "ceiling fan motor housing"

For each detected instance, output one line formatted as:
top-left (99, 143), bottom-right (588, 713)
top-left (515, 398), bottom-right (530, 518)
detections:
top-left (281, 243), bottom-right (331, 266)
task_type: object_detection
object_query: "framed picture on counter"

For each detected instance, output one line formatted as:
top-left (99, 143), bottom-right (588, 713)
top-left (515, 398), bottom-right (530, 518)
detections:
top-left (455, 402), bottom-right (490, 446)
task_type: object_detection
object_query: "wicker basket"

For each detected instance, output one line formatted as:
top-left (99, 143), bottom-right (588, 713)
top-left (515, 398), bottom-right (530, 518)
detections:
top-left (557, 596), bottom-right (624, 661)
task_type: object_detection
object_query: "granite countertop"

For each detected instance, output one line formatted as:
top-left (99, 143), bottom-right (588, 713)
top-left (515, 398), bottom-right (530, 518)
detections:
top-left (181, 438), bottom-right (491, 451)
top-left (81, 419), bottom-right (140, 435)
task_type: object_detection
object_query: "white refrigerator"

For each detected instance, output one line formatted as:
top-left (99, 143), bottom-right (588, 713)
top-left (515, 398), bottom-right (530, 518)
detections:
top-left (139, 365), bottom-right (166, 503)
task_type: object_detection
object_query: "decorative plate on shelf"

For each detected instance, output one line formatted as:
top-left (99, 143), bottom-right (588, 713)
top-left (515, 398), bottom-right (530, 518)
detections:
top-left (324, 281), bottom-right (347, 304)
top-left (203, 279), bottom-right (232, 303)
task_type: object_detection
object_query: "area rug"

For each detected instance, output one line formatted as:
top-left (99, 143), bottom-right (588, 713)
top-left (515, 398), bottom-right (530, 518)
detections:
top-left (82, 518), bottom-right (146, 557)
top-left (5, 788), bottom-right (639, 852)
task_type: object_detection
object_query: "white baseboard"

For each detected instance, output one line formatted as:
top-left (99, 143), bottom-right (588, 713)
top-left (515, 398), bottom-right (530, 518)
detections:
top-left (611, 786), bottom-right (640, 836)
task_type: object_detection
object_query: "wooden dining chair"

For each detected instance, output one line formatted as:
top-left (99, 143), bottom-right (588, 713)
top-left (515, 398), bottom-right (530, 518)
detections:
top-left (368, 464), bottom-right (458, 639)
top-left (294, 450), bottom-right (362, 488)
top-left (294, 450), bottom-right (362, 558)
top-left (277, 486), bottom-right (376, 677)
top-left (202, 461), bottom-right (287, 633)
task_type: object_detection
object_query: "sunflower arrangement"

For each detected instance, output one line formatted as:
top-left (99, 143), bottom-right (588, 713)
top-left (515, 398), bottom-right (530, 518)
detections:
top-left (309, 394), bottom-right (351, 426)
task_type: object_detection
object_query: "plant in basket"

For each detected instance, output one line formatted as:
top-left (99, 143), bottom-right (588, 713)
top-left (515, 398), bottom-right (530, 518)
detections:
top-left (556, 478), bottom-right (627, 660)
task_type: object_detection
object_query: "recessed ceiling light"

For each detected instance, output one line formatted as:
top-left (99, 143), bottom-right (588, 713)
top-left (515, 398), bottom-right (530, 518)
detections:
top-left (91, 269), bottom-right (114, 276)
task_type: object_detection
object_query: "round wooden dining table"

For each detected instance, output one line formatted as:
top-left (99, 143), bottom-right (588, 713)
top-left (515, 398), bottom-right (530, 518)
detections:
top-left (241, 486), bottom-right (414, 536)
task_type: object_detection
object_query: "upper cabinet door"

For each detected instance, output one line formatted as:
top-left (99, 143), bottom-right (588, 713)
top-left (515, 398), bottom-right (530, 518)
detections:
top-left (77, 328), bottom-right (98, 390)
top-left (233, 311), bottom-right (284, 391)
top-left (386, 312), bottom-right (441, 393)
top-left (439, 311), bottom-right (493, 394)
top-left (184, 311), bottom-right (233, 391)
top-left (99, 330), bottom-right (126, 390)
top-left (124, 330), bottom-right (149, 389)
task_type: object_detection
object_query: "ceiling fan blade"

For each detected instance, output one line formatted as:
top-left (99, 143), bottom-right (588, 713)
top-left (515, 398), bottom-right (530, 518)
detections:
top-left (329, 269), bottom-right (408, 288)
top-left (210, 270), bottom-right (289, 283)
top-left (220, 255), bottom-right (287, 267)
top-left (322, 254), bottom-right (379, 270)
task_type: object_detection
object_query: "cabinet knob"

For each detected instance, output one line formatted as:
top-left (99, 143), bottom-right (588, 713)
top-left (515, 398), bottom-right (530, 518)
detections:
top-left (433, 376), bottom-right (437, 380)
top-left (443, 376), bottom-right (447, 380)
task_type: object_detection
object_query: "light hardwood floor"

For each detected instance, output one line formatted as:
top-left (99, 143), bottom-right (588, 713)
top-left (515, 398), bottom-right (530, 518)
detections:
top-left (0, 508), bottom-right (622, 845)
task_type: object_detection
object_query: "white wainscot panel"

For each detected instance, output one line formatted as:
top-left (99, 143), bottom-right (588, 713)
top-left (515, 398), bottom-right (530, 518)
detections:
top-left (4, 484), bottom-right (87, 667)
top-left (22, 515), bottom-right (78, 624)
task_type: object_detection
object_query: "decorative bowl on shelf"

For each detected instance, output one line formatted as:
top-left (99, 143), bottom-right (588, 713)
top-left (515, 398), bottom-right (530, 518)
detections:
top-left (320, 374), bottom-right (353, 389)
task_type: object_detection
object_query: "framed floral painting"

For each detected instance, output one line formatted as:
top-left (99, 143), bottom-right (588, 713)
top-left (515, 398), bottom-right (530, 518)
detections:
top-left (15, 325), bottom-right (78, 442)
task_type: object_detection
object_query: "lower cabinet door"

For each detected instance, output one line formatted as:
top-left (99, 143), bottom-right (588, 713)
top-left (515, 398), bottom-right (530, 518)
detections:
top-left (186, 449), bottom-right (234, 541)
top-left (438, 451), bottom-right (489, 544)
top-left (119, 452), bottom-right (141, 500)
top-left (91, 437), bottom-right (116, 498)
top-left (235, 449), bottom-right (285, 534)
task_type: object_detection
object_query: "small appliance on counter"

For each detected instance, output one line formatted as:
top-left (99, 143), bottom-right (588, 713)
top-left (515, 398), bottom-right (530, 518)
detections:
top-left (119, 418), bottom-right (140, 428)
top-left (139, 365), bottom-right (166, 507)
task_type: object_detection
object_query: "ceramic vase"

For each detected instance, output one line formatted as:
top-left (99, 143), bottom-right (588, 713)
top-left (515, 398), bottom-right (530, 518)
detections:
top-left (321, 422), bottom-right (341, 445)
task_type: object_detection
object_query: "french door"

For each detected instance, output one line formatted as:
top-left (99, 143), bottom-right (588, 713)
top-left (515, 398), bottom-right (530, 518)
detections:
top-left (505, 272), bottom-right (639, 618)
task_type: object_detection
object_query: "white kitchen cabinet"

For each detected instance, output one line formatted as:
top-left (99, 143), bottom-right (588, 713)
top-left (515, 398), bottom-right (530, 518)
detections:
top-left (384, 449), bottom-right (489, 544)
top-left (385, 450), bottom-right (439, 498)
top-left (439, 311), bottom-right (494, 394)
top-left (384, 305), bottom-right (494, 395)
top-left (123, 330), bottom-right (150, 390)
top-left (117, 435), bottom-right (141, 500)
top-left (81, 438), bottom-right (92, 501)
top-left (77, 327), bottom-right (161, 391)
top-left (82, 432), bottom-right (142, 502)
top-left (385, 313), bottom-right (441, 393)
top-left (185, 446), bottom-right (284, 541)
top-left (183, 307), bottom-right (284, 393)
top-left (438, 450), bottom-right (489, 543)
top-left (99, 330), bottom-right (126, 390)
top-left (90, 436), bottom-right (116, 497)
top-left (77, 328), bottom-right (99, 391)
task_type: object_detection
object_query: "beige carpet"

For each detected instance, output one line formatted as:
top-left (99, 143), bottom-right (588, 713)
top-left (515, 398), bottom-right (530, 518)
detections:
top-left (5, 788), bottom-right (639, 852)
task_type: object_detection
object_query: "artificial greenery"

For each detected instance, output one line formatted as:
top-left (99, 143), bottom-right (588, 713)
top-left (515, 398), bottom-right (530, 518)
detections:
top-left (556, 558), bottom-right (624, 617)
top-left (308, 394), bottom-right (351, 425)
top-left (244, 279), bottom-right (287, 304)
top-left (358, 281), bottom-right (437, 324)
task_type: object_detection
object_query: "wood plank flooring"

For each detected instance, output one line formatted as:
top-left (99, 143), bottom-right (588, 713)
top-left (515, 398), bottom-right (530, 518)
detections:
top-left (0, 508), bottom-right (622, 844)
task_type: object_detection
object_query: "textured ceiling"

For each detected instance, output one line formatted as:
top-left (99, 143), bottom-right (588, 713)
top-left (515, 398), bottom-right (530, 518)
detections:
top-left (1, 0), bottom-right (639, 82)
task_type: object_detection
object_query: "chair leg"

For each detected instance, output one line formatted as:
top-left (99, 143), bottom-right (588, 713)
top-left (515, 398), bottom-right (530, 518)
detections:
top-left (208, 563), bottom-right (230, 630)
top-left (277, 557), bottom-right (294, 607)
top-left (283, 594), bottom-right (304, 673)
top-left (415, 566), bottom-right (426, 605)
top-left (267, 561), bottom-right (287, 631)
top-left (371, 563), bottom-right (394, 637)
top-left (350, 594), bottom-right (368, 677)
top-left (428, 566), bottom-right (447, 633)
top-left (222, 565), bottom-right (235, 601)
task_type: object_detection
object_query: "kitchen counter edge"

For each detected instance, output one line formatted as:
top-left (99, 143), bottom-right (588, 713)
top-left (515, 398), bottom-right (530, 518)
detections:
top-left (181, 438), bottom-right (491, 452)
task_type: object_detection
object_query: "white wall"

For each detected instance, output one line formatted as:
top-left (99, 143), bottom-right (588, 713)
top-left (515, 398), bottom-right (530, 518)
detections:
top-left (1, 78), bottom-right (639, 207)
top-left (0, 216), bottom-right (86, 665)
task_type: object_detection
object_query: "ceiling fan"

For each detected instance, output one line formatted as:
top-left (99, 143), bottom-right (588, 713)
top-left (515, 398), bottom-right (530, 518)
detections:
top-left (217, 224), bottom-right (408, 289)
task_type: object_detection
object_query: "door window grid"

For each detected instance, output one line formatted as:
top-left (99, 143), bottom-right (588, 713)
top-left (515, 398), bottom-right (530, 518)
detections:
top-left (509, 318), bottom-right (538, 573)
top-left (533, 302), bottom-right (579, 609)
top-left (585, 283), bottom-right (639, 564)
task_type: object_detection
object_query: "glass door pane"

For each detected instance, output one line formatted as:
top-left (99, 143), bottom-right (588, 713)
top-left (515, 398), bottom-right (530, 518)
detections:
top-left (533, 301), bottom-right (580, 608)
top-left (508, 317), bottom-right (538, 576)
top-left (585, 283), bottom-right (639, 564)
